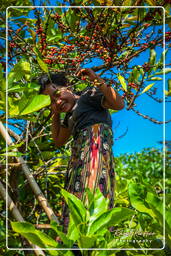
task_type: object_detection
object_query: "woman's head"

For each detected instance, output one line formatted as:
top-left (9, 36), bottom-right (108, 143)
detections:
top-left (38, 72), bottom-right (76, 113)
top-left (39, 72), bottom-right (67, 94)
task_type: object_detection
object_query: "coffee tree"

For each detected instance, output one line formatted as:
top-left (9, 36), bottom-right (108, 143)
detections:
top-left (1, 1), bottom-right (171, 119)
top-left (0, 0), bottom-right (171, 254)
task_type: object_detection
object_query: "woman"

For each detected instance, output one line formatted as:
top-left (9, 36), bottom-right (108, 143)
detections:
top-left (39, 68), bottom-right (124, 230)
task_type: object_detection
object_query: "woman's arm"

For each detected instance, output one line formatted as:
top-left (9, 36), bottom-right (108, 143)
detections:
top-left (77, 68), bottom-right (125, 110)
top-left (96, 78), bottom-right (125, 110)
top-left (51, 104), bottom-right (71, 147)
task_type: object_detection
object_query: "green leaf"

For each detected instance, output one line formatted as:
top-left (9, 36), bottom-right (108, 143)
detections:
top-left (89, 188), bottom-right (109, 222)
top-left (147, 77), bottom-right (162, 81)
top-left (158, 49), bottom-right (168, 65)
top-left (87, 207), bottom-right (134, 235)
top-left (11, 222), bottom-right (35, 233)
top-left (8, 72), bottom-right (16, 87)
top-left (19, 95), bottom-right (50, 115)
top-left (64, 252), bottom-right (75, 256)
top-left (141, 83), bottom-right (155, 94)
top-left (48, 34), bottom-right (62, 42)
top-left (129, 66), bottom-right (141, 83)
top-left (168, 79), bottom-right (171, 91)
top-left (166, 16), bottom-right (171, 25)
top-left (36, 230), bottom-right (58, 247)
top-left (0, 63), bottom-right (4, 82)
top-left (21, 232), bottom-right (46, 248)
top-left (87, 210), bottom-right (113, 235)
top-left (9, 104), bottom-right (20, 116)
top-left (8, 60), bottom-right (31, 85)
top-left (8, 82), bottom-right (38, 94)
top-left (67, 215), bottom-right (79, 242)
top-left (50, 221), bottom-right (73, 247)
top-left (33, 47), bottom-right (42, 58)
top-left (8, 141), bottom-right (24, 149)
top-left (33, 47), bottom-right (49, 73)
top-left (8, 85), bottom-right (23, 93)
top-left (155, 68), bottom-right (171, 75)
top-left (67, 199), bottom-right (84, 227)
top-left (165, 90), bottom-right (171, 96)
top-left (0, 68), bottom-right (6, 107)
top-left (63, 9), bottom-right (80, 31)
top-left (29, 29), bottom-right (36, 42)
top-left (146, 0), bottom-right (157, 5)
top-left (78, 235), bottom-right (96, 248)
top-left (118, 74), bottom-right (127, 91)
top-left (0, 152), bottom-right (26, 157)
top-left (122, 0), bottom-right (132, 5)
top-left (37, 56), bottom-right (49, 73)
top-left (11, 222), bottom-right (58, 248)
top-left (109, 109), bottom-right (118, 114)
top-left (19, 61), bottom-right (31, 80)
top-left (166, 208), bottom-right (171, 234)
top-left (149, 49), bottom-right (156, 67)
top-left (145, 192), bottom-right (163, 227)
top-left (137, 7), bottom-right (146, 21)
top-left (128, 183), bottom-right (155, 218)
top-left (61, 189), bottom-right (86, 222)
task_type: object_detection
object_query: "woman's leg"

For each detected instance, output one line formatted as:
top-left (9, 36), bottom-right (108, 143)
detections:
top-left (62, 124), bottom-right (115, 232)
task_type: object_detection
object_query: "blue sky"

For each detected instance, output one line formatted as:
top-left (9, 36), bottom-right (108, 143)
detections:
top-left (112, 49), bottom-right (171, 156)
top-left (112, 96), bottom-right (166, 156)
top-left (113, 97), bottom-right (171, 156)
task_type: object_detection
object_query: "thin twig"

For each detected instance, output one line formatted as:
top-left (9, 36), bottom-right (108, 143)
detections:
top-left (0, 121), bottom-right (59, 223)
top-left (132, 108), bottom-right (171, 124)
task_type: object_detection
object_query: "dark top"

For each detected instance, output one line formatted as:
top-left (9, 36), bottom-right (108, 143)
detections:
top-left (62, 86), bottom-right (112, 137)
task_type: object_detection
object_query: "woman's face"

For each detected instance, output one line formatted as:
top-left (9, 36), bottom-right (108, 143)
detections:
top-left (43, 83), bottom-right (76, 113)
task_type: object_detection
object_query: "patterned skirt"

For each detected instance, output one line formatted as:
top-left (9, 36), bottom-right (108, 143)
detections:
top-left (64, 123), bottom-right (115, 209)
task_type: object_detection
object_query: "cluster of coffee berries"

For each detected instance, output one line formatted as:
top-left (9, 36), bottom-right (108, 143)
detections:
top-left (144, 23), bottom-right (151, 29)
top-left (36, 25), bottom-right (47, 52)
top-left (128, 83), bottom-right (139, 90)
top-left (36, 26), bottom-right (43, 35)
top-left (122, 91), bottom-right (134, 100)
top-left (9, 42), bottom-right (16, 48)
top-left (60, 45), bottom-right (75, 54)
top-left (141, 43), bottom-right (149, 49)
top-left (165, 32), bottom-right (171, 41)
top-left (142, 62), bottom-right (151, 72)
top-left (44, 59), bottom-right (53, 64)
top-left (51, 13), bottom-right (67, 32)
top-left (44, 47), bottom-right (57, 64)
top-left (78, 26), bottom-right (118, 64)
top-left (43, 44), bottom-right (86, 67)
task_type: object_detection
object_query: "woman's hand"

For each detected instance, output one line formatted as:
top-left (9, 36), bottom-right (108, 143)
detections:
top-left (76, 68), bottom-right (99, 82)
top-left (77, 68), bottom-right (124, 110)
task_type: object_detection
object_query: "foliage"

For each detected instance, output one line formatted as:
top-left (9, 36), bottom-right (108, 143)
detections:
top-left (0, 1), bottom-right (170, 122)
top-left (0, 148), bottom-right (168, 255)
top-left (11, 189), bottom-right (134, 251)
top-left (114, 148), bottom-right (171, 251)
top-left (0, 0), bottom-right (171, 255)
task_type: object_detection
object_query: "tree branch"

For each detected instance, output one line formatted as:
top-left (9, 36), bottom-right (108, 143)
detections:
top-left (0, 121), bottom-right (59, 224)
top-left (0, 181), bottom-right (45, 256)
top-left (92, 37), bottom-right (163, 72)
top-left (132, 108), bottom-right (171, 124)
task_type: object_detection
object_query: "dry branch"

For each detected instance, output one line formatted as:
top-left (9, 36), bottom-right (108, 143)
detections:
top-left (0, 181), bottom-right (45, 256)
top-left (35, 224), bottom-right (51, 229)
top-left (132, 108), bottom-right (171, 124)
top-left (0, 121), bottom-right (59, 224)
top-left (8, 127), bottom-right (21, 142)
